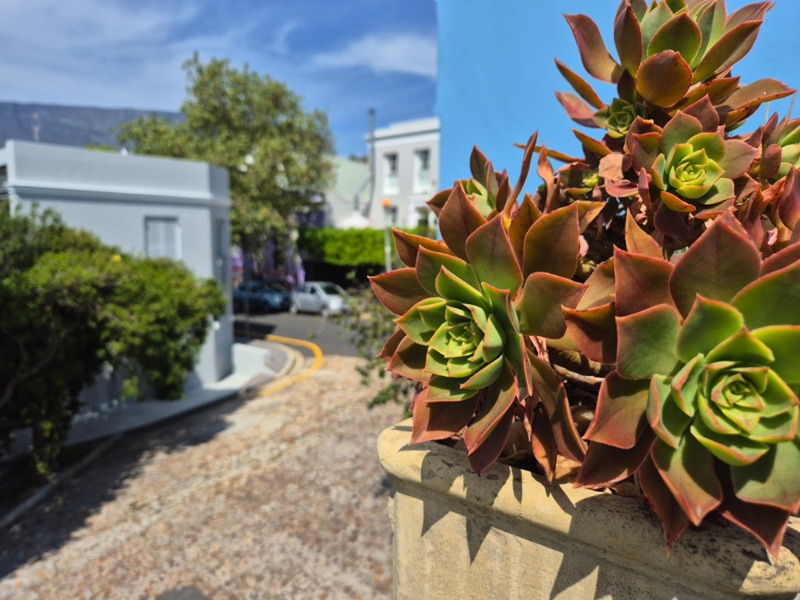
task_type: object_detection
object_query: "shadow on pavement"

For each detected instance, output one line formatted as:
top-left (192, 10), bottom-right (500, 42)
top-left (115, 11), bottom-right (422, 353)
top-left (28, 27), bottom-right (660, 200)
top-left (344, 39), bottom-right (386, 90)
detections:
top-left (0, 390), bottom-right (251, 579)
top-left (233, 319), bottom-right (276, 338)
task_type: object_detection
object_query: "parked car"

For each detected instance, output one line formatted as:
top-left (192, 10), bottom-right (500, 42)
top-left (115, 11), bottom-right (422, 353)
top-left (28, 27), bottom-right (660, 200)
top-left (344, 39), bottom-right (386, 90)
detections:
top-left (233, 281), bottom-right (290, 313)
top-left (290, 281), bottom-right (348, 316)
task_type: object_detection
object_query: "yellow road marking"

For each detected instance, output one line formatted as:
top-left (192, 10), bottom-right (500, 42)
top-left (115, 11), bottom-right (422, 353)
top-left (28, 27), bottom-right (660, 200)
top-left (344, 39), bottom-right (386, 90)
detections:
top-left (234, 329), bottom-right (324, 397)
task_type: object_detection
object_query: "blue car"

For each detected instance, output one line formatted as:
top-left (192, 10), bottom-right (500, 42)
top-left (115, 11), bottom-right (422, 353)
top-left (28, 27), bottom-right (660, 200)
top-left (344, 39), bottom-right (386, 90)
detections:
top-left (233, 282), bottom-right (290, 313)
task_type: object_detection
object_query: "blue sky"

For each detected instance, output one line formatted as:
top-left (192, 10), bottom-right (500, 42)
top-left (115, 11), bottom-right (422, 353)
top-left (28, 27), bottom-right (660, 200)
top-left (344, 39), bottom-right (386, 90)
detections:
top-left (0, 0), bottom-right (437, 157)
top-left (0, 0), bottom-right (797, 158)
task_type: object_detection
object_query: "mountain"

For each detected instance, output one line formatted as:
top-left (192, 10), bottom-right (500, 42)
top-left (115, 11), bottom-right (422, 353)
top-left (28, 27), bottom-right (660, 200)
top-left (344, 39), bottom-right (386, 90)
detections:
top-left (0, 101), bottom-right (181, 149)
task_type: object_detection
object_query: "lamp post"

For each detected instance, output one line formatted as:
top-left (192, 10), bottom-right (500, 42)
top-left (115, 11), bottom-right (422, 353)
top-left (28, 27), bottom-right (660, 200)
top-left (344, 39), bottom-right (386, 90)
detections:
top-left (382, 198), bottom-right (394, 273)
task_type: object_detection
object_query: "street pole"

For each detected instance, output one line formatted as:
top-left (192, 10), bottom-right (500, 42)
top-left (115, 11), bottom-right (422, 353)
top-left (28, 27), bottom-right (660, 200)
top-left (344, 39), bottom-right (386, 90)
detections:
top-left (368, 108), bottom-right (376, 215)
top-left (382, 198), bottom-right (393, 273)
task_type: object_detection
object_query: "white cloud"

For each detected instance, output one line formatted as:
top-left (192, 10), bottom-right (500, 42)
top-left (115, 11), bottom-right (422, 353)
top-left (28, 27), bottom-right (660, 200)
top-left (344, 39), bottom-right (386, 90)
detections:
top-left (271, 21), bottom-right (300, 56)
top-left (310, 33), bottom-right (437, 79)
top-left (0, 0), bottom-right (260, 110)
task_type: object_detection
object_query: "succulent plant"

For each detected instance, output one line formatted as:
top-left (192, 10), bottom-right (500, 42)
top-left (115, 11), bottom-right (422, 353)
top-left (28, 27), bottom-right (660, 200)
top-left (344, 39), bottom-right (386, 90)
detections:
top-left (556, 0), bottom-right (791, 148)
top-left (594, 99), bottom-right (637, 139)
top-left (625, 106), bottom-right (758, 245)
top-left (373, 0), bottom-right (800, 559)
top-left (371, 142), bottom-right (594, 477)
top-left (576, 214), bottom-right (800, 556)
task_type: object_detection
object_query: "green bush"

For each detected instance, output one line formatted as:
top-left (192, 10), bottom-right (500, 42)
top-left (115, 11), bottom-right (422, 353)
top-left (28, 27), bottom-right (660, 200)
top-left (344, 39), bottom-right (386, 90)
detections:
top-left (0, 207), bottom-right (225, 473)
top-left (298, 227), bottom-right (384, 267)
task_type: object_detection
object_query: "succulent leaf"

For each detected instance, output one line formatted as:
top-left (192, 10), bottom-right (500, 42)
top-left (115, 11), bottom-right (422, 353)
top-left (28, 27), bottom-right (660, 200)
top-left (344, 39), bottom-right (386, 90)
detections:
top-left (370, 268), bottom-right (431, 316)
top-left (648, 12), bottom-right (702, 64)
top-left (464, 360), bottom-right (517, 453)
top-left (411, 388), bottom-right (479, 444)
top-left (613, 248), bottom-right (674, 316)
top-left (624, 210), bottom-right (662, 258)
top-left (528, 353), bottom-right (586, 462)
top-left (692, 20), bottom-right (761, 84)
top-left (636, 51), bottom-right (693, 108)
top-left (392, 229), bottom-right (450, 269)
top-left (733, 260), bottom-right (800, 329)
top-left (555, 59), bottom-right (606, 109)
top-left (676, 296), bottom-right (744, 362)
top-left (557, 92), bottom-right (602, 128)
top-left (639, 455), bottom-right (691, 551)
top-left (565, 13), bottom-right (624, 83)
top-left (416, 248), bottom-right (479, 296)
top-left (651, 435), bottom-right (723, 526)
top-left (577, 429), bottom-right (655, 488)
top-left (732, 439), bottom-right (800, 513)
top-left (669, 216), bottom-right (761, 316)
top-left (466, 216), bottom-right (523, 296)
top-left (516, 272), bottom-right (582, 339)
top-left (614, 3), bottom-right (644, 75)
top-left (438, 183), bottom-right (488, 260)
top-left (564, 301), bottom-right (618, 365)
top-left (616, 304), bottom-right (681, 380)
top-left (522, 204), bottom-right (580, 279)
top-left (584, 371), bottom-right (650, 449)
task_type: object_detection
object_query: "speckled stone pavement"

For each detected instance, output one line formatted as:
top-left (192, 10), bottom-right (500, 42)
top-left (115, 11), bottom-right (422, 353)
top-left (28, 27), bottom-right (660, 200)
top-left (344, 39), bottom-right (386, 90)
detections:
top-left (0, 355), bottom-right (404, 599)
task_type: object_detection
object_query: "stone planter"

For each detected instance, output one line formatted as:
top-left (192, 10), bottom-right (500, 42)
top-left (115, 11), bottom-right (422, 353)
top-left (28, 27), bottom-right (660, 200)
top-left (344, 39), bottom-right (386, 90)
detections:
top-left (377, 420), bottom-right (800, 600)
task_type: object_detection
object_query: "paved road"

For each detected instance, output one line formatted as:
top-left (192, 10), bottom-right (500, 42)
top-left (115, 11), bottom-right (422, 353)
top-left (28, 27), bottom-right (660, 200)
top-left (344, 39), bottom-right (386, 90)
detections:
top-left (234, 311), bottom-right (360, 357)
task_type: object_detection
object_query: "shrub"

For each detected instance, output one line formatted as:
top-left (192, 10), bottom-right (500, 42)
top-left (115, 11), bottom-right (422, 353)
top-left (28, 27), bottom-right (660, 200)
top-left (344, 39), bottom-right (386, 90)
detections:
top-left (0, 207), bottom-right (225, 473)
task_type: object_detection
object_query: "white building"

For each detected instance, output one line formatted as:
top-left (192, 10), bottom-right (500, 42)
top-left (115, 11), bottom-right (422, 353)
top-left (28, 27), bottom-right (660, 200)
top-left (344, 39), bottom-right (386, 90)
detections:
top-left (366, 117), bottom-right (440, 230)
top-left (0, 139), bottom-right (233, 386)
top-left (325, 157), bottom-right (370, 229)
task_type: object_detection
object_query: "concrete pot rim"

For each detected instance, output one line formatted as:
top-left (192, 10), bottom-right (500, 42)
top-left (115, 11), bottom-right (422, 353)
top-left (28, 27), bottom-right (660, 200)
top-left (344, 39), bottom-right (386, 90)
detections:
top-left (378, 419), bottom-right (800, 597)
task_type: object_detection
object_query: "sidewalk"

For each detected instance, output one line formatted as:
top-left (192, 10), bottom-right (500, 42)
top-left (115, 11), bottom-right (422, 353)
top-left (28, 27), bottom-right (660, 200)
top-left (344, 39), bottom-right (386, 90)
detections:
top-left (6, 340), bottom-right (299, 456)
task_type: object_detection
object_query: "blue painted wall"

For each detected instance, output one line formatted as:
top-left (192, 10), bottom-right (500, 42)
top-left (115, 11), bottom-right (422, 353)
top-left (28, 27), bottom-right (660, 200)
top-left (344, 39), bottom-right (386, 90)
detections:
top-left (434, 1), bottom-right (594, 191)
top-left (435, 0), bottom-right (800, 192)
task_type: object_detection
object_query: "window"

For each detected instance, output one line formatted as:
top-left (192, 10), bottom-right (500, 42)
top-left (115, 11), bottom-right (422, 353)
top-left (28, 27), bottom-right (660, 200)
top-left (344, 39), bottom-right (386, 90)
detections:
top-left (413, 149), bottom-right (432, 193)
top-left (145, 217), bottom-right (181, 260)
top-left (383, 153), bottom-right (399, 194)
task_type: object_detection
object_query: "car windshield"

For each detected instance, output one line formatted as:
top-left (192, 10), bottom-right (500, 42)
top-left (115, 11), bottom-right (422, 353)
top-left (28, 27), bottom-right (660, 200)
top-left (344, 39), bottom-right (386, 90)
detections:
top-left (265, 282), bottom-right (287, 293)
top-left (321, 284), bottom-right (345, 295)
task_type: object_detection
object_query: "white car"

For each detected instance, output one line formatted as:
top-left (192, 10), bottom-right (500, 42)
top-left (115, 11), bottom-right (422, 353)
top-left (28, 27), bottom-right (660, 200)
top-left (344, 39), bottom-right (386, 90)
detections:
top-left (290, 281), bottom-right (348, 316)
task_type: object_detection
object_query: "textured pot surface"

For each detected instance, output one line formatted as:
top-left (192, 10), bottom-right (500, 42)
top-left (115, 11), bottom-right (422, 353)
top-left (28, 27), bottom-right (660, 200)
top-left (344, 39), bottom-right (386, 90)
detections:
top-left (378, 420), bottom-right (800, 600)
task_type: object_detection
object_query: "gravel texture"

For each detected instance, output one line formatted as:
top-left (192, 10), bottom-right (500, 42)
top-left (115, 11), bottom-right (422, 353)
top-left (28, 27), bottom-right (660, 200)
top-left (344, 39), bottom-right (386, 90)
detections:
top-left (0, 355), bottom-right (404, 599)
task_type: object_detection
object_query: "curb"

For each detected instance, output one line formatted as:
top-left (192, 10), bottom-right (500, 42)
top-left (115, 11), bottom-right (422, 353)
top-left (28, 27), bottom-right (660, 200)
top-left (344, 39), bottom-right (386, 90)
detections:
top-left (1, 435), bottom-right (120, 530)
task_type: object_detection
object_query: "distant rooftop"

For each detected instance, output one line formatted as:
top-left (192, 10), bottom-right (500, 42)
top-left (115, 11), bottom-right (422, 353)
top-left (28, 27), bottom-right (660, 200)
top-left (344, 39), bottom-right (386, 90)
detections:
top-left (0, 139), bottom-right (229, 207)
top-left (372, 117), bottom-right (440, 141)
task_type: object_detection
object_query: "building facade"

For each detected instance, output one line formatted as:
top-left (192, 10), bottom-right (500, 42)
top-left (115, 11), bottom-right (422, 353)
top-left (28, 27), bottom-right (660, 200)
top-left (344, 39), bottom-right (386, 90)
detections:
top-left (324, 156), bottom-right (370, 229)
top-left (366, 117), bottom-right (440, 230)
top-left (0, 139), bottom-right (233, 387)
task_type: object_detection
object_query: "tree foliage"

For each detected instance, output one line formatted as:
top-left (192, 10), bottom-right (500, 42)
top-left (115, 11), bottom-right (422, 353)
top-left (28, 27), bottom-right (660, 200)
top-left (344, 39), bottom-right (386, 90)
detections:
top-left (0, 207), bottom-right (226, 472)
top-left (117, 54), bottom-right (335, 252)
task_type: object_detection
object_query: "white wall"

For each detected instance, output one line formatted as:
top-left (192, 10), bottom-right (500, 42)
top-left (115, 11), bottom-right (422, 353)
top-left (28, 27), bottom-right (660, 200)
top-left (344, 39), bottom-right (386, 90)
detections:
top-left (369, 118), bottom-right (440, 229)
top-left (3, 140), bottom-right (233, 386)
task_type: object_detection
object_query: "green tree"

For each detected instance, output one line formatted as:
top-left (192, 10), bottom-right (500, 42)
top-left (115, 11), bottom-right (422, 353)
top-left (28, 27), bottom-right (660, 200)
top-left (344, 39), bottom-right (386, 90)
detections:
top-left (117, 54), bottom-right (335, 252)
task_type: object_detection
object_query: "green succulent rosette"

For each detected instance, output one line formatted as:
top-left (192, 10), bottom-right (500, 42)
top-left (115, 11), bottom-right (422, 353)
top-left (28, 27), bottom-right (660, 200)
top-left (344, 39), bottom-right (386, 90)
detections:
top-left (642, 111), bottom-right (755, 212)
top-left (577, 214), bottom-right (800, 557)
top-left (595, 99), bottom-right (637, 139)
top-left (371, 167), bottom-right (592, 475)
